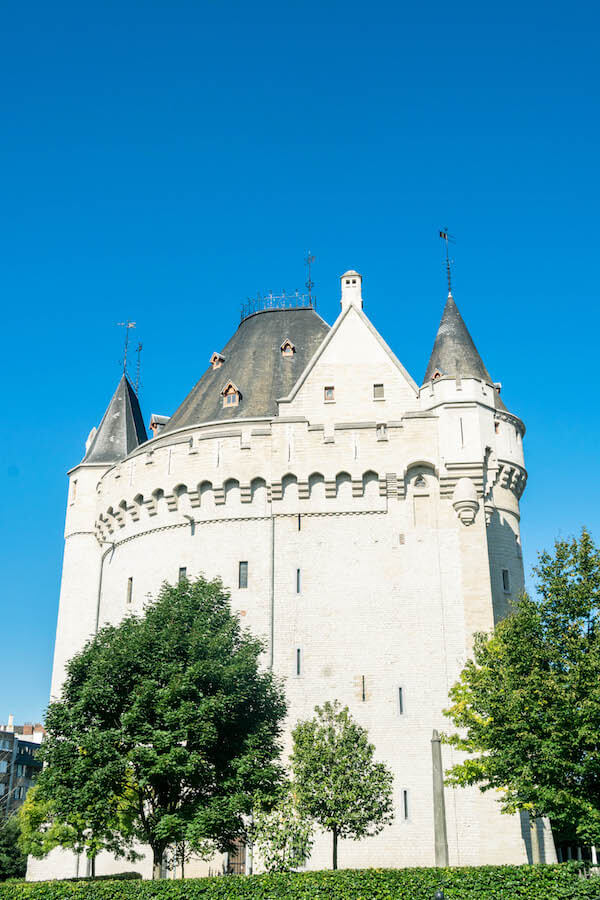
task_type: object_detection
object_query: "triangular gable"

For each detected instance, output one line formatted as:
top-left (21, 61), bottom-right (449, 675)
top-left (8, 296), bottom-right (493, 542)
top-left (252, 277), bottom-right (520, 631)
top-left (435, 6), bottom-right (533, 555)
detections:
top-left (277, 303), bottom-right (419, 406)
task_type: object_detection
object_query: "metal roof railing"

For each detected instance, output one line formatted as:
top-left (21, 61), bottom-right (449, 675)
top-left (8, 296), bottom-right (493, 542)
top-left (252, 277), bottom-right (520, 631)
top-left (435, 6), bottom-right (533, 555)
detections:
top-left (240, 291), bottom-right (317, 322)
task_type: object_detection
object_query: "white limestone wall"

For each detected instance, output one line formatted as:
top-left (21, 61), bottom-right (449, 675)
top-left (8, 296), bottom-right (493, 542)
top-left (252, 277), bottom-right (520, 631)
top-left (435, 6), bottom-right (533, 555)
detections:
top-left (37, 338), bottom-right (546, 879)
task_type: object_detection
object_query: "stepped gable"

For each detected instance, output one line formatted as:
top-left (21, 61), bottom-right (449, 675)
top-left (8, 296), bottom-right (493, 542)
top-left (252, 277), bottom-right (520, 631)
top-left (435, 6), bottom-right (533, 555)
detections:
top-left (83, 374), bottom-right (148, 464)
top-left (162, 307), bottom-right (330, 432)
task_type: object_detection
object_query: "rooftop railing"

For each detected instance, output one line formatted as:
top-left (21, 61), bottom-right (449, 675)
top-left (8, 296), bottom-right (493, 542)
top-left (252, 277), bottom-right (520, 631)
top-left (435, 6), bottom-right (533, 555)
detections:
top-left (240, 291), bottom-right (317, 322)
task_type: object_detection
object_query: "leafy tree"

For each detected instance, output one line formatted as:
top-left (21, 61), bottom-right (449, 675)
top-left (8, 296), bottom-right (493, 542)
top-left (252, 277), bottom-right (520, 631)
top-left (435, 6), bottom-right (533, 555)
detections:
top-left (444, 528), bottom-right (600, 846)
top-left (291, 701), bottom-right (394, 869)
top-left (29, 576), bottom-right (287, 878)
top-left (251, 787), bottom-right (314, 873)
top-left (0, 817), bottom-right (27, 881)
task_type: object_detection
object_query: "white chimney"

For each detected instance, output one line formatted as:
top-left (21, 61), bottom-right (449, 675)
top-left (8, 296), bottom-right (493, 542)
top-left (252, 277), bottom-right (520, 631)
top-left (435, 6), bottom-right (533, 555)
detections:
top-left (340, 270), bottom-right (363, 311)
top-left (7, 713), bottom-right (14, 732)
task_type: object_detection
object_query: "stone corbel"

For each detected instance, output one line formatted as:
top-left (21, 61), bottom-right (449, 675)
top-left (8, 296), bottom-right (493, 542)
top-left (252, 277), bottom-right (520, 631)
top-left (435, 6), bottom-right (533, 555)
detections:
top-left (452, 477), bottom-right (479, 526)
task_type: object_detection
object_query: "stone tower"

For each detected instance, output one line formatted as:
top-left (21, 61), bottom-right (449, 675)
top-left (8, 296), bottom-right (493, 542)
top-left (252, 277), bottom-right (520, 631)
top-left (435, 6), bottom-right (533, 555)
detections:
top-left (29, 272), bottom-right (552, 880)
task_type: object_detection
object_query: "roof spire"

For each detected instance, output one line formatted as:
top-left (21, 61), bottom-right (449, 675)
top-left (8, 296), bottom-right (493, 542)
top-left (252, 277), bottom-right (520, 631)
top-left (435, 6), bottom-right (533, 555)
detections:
top-left (424, 293), bottom-right (494, 386)
top-left (117, 320), bottom-right (136, 375)
top-left (439, 228), bottom-right (454, 296)
top-left (82, 374), bottom-right (147, 464)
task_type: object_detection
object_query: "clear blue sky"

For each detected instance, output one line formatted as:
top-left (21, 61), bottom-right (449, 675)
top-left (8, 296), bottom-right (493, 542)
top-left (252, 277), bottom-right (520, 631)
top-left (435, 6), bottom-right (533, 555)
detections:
top-left (1, 2), bottom-right (599, 722)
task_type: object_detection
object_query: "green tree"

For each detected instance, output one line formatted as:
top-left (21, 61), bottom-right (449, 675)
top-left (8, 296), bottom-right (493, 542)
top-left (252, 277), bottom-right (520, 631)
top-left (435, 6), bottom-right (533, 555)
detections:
top-left (291, 701), bottom-right (394, 869)
top-left (28, 576), bottom-right (287, 879)
top-left (444, 528), bottom-right (600, 846)
top-left (251, 787), bottom-right (314, 873)
top-left (0, 817), bottom-right (27, 881)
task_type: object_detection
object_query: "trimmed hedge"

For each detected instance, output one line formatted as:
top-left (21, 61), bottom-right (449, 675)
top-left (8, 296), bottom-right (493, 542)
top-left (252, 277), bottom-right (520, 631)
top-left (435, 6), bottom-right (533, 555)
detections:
top-left (1, 866), bottom-right (599, 900)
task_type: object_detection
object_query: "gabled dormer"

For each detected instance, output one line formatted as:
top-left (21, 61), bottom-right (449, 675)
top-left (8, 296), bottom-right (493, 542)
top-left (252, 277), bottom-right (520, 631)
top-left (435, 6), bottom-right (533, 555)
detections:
top-left (221, 381), bottom-right (241, 408)
top-left (210, 352), bottom-right (225, 370)
top-left (280, 339), bottom-right (296, 357)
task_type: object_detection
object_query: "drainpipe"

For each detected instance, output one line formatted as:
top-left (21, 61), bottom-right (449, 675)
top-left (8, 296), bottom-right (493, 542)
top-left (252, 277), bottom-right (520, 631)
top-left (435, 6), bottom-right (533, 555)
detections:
top-left (269, 513), bottom-right (275, 669)
top-left (95, 542), bottom-right (115, 633)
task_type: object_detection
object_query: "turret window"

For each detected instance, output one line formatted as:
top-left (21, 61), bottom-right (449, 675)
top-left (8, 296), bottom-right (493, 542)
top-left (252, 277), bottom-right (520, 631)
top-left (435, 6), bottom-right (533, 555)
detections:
top-left (210, 352), bottom-right (225, 369)
top-left (239, 561), bottom-right (248, 589)
top-left (126, 577), bottom-right (133, 605)
top-left (502, 569), bottom-right (510, 592)
top-left (222, 382), bottom-right (241, 408)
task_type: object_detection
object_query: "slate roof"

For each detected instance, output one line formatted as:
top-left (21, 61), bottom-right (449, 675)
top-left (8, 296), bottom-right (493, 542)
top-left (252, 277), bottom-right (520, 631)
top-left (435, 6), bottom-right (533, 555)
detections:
top-left (83, 374), bottom-right (148, 464)
top-left (162, 307), bottom-right (330, 433)
top-left (424, 293), bottom-right (506, 410)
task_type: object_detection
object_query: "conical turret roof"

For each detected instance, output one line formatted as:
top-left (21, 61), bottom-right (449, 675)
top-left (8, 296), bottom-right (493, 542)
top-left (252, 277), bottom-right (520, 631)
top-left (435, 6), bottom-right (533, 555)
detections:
top-left (424, 292), bottom-right (494, 384)
top-left (83, 374), bottom-right (147, 464)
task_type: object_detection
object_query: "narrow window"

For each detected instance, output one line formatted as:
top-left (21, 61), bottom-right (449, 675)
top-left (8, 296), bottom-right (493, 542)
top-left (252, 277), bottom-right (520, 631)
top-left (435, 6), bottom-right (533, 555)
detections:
top-left (376, 423), bottom-right (387, 440)
top-left (459, 417), bottom-right (465, 448)
top-left (398, 686), bottom-right (404, 714)
top-left (296, 648), bottom-right (301, 676)
top-left (402, 789), bottom-right (409, 820)
top-left (178, 567), bottom-right (187, 582)
top-left (361, 675), bottom-right (366, 702)
top-left (297, 513), bottom-right (301, 531)
top-left (373, 383), bottom-right (384, 400)
top-left (502, 568), bottom-right (510, 592)
top-left (296, 568), bottom-right (301, 594)
top-left (71, 479), bottom-right (77, 502)
top-left (239, 561), bottom-right (248, 589)
top-left (324, 385), bottom-right (335, 402)
top-left (126, 577), bottom-right (133, 605)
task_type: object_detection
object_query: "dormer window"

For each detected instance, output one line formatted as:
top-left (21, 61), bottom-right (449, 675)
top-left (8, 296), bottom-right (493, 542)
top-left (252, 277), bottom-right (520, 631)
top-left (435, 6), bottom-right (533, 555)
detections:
top-left (324, 385), bottom-right (335, 402)
top-left (432, 369), bottom-right (443, 380)
top-left (281, 339), bottom-right (295, 357)
top-left (211, 352), bottom-right (225, 370)
top-left (221, 381), bottom-right (241, 408)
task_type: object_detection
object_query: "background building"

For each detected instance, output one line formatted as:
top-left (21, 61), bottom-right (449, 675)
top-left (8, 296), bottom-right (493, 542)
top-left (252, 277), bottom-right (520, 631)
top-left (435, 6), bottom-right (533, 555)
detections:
top-left (29, 269), bottom-right (555, 879)
top-left (0, 716), bottom-right (43, 821)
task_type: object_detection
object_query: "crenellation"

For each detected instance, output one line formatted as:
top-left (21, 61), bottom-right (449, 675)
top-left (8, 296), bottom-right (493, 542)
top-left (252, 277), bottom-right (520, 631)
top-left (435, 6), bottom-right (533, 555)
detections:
top-left (36, 277), bottom-right (553, 883)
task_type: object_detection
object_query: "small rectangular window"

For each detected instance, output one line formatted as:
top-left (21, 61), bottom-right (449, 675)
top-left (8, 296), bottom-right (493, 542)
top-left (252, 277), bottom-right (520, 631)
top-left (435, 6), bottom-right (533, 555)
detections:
top-left (0, 761), bottom-right (7, 774)
top-left (361, 675), bottom-right (366, 702)
top-left (296, 648), bottom-right (301, 676)
top-left (398, 686), bottom-right (404, 714)
top-left (402, 789), bottom-right (409, 820)
top-left (0, 783), bottom-right (5, 796)
top-left (71, 479), bottom-right (77, 502)
top-left (298, 514), bottom-right (301, 531)
top-left (373, 383), bottom-right (384, 400)
top-left (296, 568), bottom-right (301, 594)
top-left (502, 568), bottom-right (510, 592)
top-left (126, 577), bottom-right (133, 605)
top-left (239, 561), bottom-right (248, 589)
top-left (179, 567), bottom-right (187, 582)
top-left (324, 385), bottom-right (335, 402)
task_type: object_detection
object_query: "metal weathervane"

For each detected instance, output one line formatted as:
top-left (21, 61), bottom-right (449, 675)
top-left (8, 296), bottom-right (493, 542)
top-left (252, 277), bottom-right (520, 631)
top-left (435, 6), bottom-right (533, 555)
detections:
top-left (134, 342), bottom-right (143, 396)
top-left (439, 229), bottom-right (455, 295)
top-left (117, 320), bottom-right (136, 375)
top-left (305, 251), bottom-right (315, 303)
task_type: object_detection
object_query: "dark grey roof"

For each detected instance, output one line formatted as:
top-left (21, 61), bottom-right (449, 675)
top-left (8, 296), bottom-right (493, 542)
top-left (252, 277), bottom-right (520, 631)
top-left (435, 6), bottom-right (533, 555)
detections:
top-left (424, 293), bottom-right (494, 383)
top-left (424, 293), bottom-right (507, 411)
top-left (163, 307), bottom-right (330, 433)
top-left (83, 375), bottom-right (148, 464)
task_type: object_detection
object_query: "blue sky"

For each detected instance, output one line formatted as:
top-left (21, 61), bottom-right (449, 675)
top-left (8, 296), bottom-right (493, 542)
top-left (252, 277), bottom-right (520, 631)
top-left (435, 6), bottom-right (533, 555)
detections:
top-left (1, 2), bottom-right (599, 722)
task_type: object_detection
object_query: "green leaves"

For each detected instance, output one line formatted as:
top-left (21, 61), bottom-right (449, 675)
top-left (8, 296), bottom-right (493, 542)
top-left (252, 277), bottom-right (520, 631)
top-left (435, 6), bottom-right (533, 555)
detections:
top-left (291, 701), bottom-right (394, 867)
top-left (0, 865), bottom-right (598, 898)
top-left (444, 528), bottom-right (600, 845)
top-left (31, 576), bottom-right (287, 873)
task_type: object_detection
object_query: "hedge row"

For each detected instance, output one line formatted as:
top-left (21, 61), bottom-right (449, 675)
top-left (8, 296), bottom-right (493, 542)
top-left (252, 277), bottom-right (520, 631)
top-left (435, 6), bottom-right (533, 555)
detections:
top-left (2, 865), bottom-right (599, 900)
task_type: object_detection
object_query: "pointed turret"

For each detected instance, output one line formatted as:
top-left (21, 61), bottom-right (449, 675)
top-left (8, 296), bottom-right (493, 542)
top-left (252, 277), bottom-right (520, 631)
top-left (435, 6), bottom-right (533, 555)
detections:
top-left (424, 292), bottom-right (494, 384)
top-left (82, 374), bottom-right (147, 464)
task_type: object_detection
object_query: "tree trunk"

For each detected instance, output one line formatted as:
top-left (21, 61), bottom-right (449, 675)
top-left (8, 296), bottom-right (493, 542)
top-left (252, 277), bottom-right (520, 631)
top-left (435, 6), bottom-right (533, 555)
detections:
top-left (530, 817), bottom-right (541, 865)
top-left (332, 827), bottom-right (338, 870)
top-left (152, 847), bottom-right (163, 880)
top-left (91, 856), bottom-right (96, 878)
